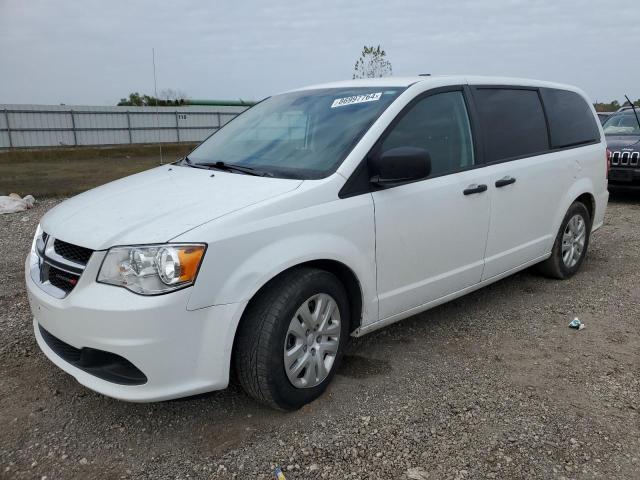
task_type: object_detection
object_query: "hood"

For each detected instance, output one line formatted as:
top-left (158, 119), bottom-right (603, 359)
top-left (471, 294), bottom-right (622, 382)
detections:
top-left (605, 135), bottom-right (640, 150)
top-left (41, 166), bottom-right (302, 250)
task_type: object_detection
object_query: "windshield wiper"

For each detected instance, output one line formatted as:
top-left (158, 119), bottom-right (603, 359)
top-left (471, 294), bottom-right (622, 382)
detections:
top-left (214, 161), bottom-right (274, 177)
top-left (180, 156), bottom-right (215, 170)
top-left (198, 160), bottom-right (272, 177)
top-left (182, 156), bottom-right (272, 177)
top-left (624, 95), bottom-right (640, 131)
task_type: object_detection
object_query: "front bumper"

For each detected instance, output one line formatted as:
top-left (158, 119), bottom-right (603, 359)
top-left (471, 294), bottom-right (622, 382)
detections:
top-left (26, 251), bottom-right (246, 402)
top-left (608, 167), bottom-right (640, 191)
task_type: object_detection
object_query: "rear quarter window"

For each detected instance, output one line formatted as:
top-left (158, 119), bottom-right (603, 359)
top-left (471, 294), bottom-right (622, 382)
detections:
top-left (472, 88), bottom-right (549, 163)
top-left (540, 88), bottom-right (600, 148)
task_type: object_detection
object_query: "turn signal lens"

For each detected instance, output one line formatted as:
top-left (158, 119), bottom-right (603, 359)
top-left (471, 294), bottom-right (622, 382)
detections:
top-left (156, 245), bottom-right (205, 285)
top-left (177, 247), bottom-right (205, 282)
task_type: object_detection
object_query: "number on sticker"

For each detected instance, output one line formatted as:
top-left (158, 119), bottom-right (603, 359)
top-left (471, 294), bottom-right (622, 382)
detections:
top-left (331, 92), bottom-right (382, 108)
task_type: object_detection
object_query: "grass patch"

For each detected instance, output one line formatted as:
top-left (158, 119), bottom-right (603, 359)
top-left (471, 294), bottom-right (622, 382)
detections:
top-left (0, 143), bottom-right (197, 197)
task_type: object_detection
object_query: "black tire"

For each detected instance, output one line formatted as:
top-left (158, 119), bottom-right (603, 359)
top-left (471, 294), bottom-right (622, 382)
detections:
top-left (536, 201), bottom-right (591, 279)
top-left (234, 267), bottom-right (350, 410)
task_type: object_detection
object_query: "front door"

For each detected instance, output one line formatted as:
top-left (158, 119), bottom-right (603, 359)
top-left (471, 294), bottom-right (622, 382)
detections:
top-left (372, 89), bottom-right (491, 319)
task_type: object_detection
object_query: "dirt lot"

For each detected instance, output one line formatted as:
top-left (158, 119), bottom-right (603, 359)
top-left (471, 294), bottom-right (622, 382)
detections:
top-left (1, 195), bottom-right (639, 479)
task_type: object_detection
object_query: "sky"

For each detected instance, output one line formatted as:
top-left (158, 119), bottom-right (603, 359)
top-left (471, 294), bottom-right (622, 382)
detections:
top-left (1, 0), bottom-right (639, 106)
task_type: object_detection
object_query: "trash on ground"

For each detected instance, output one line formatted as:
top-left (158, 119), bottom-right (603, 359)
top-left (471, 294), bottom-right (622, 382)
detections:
top-left (273, 466), bottom-right (286, 479)
top-left (0, 194), bottom-right (36, 215)
top-left (569, 317), bottom-right (585, 330)
top-left (406, 467), bottom-right (430, 480)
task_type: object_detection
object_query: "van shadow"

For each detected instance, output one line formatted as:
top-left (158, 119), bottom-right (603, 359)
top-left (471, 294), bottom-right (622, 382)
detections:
top-left (338, 354), bottom-right (391, 379)
top-left (339, 266), bottom-right (546, 364)
top-left (609, 190), bottom-right (640, 205)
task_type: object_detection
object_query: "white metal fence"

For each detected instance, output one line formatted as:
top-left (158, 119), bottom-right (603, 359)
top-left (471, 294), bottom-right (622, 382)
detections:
top-left (0, 104), bottom-right (248, 149)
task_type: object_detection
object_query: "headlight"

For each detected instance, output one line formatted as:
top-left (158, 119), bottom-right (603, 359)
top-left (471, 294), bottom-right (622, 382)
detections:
top-left (31, 224), bottom-right (43, 253)
top-left (97, 244), bottom-right (206, 295)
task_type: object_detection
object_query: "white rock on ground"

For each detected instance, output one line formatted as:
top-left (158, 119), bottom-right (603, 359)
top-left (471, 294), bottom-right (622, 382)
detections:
top-left (0, 194), bottom-right (35, 215)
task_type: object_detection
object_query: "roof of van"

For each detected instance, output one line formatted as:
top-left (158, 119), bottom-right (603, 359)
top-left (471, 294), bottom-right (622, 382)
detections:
top-left (290, 75), bottom-right (581, 93)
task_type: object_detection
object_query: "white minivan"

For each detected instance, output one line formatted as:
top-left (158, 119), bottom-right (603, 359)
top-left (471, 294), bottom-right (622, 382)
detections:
top-left (26, 76), bottom-right (608, 410)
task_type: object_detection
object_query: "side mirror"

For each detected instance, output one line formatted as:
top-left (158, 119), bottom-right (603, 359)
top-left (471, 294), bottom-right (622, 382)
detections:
top-left (369, 147), bottom-right (431, 188)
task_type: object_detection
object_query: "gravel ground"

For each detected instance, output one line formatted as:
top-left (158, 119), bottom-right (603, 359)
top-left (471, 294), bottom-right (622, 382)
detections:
top-left (1, 196), bottom-right (639, 480)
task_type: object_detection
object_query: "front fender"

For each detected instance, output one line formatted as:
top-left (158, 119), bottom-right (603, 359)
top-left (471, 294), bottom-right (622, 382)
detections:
top-left (183, 194), bottom-right (378, 325)
top-left (215, 233), bottom-right (375, 319)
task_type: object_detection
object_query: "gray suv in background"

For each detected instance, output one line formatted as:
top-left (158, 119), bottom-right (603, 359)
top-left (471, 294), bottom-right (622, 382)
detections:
top-left (604, 106), bottom-right (640, 191)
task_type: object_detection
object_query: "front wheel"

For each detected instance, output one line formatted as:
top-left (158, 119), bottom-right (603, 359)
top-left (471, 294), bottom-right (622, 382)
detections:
top-left (537, 201), bottom-right (591, 279)
top-left (234, 268), bottom-right (350, 410)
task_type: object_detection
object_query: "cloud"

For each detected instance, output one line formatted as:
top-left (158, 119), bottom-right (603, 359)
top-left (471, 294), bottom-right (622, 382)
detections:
top-left (0, 0), bottom-right (638, 105)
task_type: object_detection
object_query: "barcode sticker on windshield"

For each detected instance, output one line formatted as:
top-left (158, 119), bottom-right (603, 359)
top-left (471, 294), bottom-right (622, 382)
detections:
top-left (331, 92), bottom-right (382, 108)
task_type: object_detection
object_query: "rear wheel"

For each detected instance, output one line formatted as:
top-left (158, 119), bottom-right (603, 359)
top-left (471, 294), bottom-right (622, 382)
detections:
top-left (234, 268), bottom-right (349, 410)
top-left (537, 201), bottom-right (591, 279)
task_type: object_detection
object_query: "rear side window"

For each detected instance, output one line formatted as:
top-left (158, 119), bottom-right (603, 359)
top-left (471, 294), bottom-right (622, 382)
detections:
top-left (540, 88), bottom-right (600, 148)
top-left (473, 88), bottom-right (549, 163)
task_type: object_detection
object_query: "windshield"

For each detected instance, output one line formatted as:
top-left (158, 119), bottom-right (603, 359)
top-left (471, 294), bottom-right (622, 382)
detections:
top-left (603, 111), bottom-right (640, 136)
top-left (186, 87), bottom-right (404, 179)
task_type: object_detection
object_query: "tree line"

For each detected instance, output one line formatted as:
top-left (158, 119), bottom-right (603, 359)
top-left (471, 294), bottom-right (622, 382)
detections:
top-left (117, 89), bottom-right (188, 106)
top-left (594, 99), bottom-right (640, 112)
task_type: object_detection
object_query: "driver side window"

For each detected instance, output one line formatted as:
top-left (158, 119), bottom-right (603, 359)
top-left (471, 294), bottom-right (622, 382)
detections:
top-left (381, 91), bottom-right (475, 177)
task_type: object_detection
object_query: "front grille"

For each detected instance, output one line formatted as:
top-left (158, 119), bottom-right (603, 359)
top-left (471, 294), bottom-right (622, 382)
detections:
top-left (47, 266), bottom-right (80, 294)
top-left (610, 150), bottom-right (640, 167)
top-left (31, 233), bottom-right (90, 298)
top-left (39, 325), bottom-right (147, 386)
top-left (53, 239), bottom-right (93, 265)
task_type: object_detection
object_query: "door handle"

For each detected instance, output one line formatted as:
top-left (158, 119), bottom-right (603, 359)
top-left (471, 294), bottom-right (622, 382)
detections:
top-left (495, 176), bottom-right (516, 188)
top-left (463, 184), bottom-right (488, 195)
